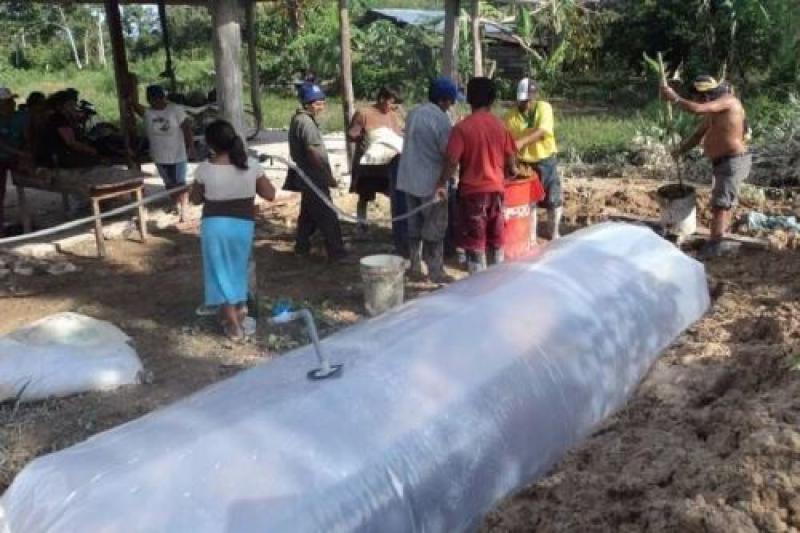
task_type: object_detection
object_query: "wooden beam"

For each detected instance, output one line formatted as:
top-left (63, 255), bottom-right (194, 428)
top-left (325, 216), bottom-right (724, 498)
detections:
top-left (104, 0), bottom-right (136, 169)
top-left (443, 0), bottom-right (461, 81)
top-left (470, 0), bottom-right (483, 77)
top-left (338, 0), bottom-right (355, 169)
top-left (210, 0), bottom-right (245, 138)
top-left (245, 0), bottom-right (263, 136)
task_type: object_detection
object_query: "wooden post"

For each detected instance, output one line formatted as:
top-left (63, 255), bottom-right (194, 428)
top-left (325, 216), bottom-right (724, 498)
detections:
top-left (443, 0), bottom-right (461, 81)
top-left (157, 0), bottom-right (177, 93)
top-left (338, 0), bottom-right (356, 168)
top-left (210, 0), bottom-right (245, 139)
top-left (470, 0), bottom-right (483, 77)
top-left (245, 0), bottom-right (263, 136)
top-left (104, 0), bottom-right (136, 169)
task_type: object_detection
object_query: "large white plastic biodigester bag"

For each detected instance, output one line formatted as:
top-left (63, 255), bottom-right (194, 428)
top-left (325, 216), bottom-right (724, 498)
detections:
top-left (0, 312), bottom-right (142, 402)
top-left (0, 224), bottom-right (709, 532)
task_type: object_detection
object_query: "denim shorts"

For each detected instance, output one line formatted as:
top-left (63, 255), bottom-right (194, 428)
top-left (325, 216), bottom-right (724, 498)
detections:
top-left (156, 161), bottom-right (188, 189)
top-left (711, 153), bottom-right (751, 209)
top-left (533, 156), bottom-right (562, 208)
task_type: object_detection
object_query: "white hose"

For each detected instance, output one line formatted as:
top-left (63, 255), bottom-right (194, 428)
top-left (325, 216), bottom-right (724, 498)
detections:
top-left (0, 155), bottom-right (441, 248)
top-left (0, 185), bottom-right (186, 247)
top-left (270, 154), bottom-right (442, 225)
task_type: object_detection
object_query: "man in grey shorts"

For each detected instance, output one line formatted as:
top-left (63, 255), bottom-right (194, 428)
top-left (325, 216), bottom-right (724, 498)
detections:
top-left (662, 75), bottom-right (751, 256)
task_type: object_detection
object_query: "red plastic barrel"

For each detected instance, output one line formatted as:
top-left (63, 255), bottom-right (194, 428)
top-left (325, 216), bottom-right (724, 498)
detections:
top-left (504, 175), bottom-right (545, 260)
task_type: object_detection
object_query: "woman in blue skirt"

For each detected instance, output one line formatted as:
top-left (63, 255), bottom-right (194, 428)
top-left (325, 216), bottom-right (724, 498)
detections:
top-left (190, 120), bottom-right (276, 340)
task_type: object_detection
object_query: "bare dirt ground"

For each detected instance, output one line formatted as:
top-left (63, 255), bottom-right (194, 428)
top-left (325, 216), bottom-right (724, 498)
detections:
top-left (2, 170), bottom-right (800, 533)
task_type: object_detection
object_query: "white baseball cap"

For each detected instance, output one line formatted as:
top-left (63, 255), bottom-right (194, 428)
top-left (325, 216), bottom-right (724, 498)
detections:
top-left (0, 88), bottom-right (17, 101)
top-left (516, 78), bottom-right (538, 101)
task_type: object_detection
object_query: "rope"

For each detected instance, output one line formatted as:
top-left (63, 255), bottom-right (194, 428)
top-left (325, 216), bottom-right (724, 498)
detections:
top-left (0, 156), bottom-right (441, 248)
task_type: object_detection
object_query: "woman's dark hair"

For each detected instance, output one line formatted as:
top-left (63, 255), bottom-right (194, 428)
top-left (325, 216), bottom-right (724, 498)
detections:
top-left (205, 120), bottom-right (248, 170)
top-left (467, 77), bottom-right (496, 109)
top-left (376, 86), bottom-right (403, 104)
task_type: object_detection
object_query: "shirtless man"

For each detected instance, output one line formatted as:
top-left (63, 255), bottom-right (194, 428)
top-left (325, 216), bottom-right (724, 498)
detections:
top-left (661, 75), bottom-right (750, 255)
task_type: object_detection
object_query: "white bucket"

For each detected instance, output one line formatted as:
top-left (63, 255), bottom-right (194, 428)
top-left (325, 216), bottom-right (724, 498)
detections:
top-left (360, 254), bottom-right (408, 316)
top-left (657, 184), bottom-right (697, 238)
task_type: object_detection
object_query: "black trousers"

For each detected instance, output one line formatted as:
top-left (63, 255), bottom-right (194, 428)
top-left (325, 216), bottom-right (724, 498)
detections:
top-left (295, 186), bottom-right (345, 258)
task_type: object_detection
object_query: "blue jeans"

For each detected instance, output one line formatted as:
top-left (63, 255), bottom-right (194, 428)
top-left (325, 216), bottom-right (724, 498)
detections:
top-left (389, 158), bottom-right (409, 257)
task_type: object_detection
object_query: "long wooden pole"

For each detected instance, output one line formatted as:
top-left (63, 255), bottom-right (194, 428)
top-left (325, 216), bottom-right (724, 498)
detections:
top-left (245, 0), bottom-right (263, 136)
top-left (210, 0), bottom-right (245, 138)
top-left (338, 0), bottom-right (356, 167)
top-left (104, 0), bottom-right (136, 169)
top-left (443, 0), bottom-right (461, 81)
top-left (470, 0), bottom-right (483, 77)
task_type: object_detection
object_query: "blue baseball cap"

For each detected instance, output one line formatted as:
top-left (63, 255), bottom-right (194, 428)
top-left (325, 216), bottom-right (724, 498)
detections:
top-left (298, 82), bottom-right (326, 104)
top-left (429, 77), bottom-right (462, 103)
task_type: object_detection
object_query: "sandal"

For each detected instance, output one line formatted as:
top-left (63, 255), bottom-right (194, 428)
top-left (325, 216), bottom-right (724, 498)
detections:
top-left (222, 321), bottom-right (246, 344)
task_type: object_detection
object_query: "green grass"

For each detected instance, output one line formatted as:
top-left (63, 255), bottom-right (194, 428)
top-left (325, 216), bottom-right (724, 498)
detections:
top-left (0, 65), bottom-right (651, 163)
top-left (556, 112), bottom-right (642, 163)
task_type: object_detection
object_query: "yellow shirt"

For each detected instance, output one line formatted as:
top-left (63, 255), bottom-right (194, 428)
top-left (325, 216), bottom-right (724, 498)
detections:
top-left (504, 101), bottom-right (557, 163)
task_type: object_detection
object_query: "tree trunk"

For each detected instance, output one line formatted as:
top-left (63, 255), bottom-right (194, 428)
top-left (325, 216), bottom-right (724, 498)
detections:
top-left (104, 0), bottom-right (136, 168)
top-left (57, 7), bottom-right (83, 70)
top-left (470, 0), bottom-right (483, 77)
top-left (245, 0), bottom-right (263, 135)
top-left (84, 31), bottom-right (91, 68)
top-left (97, 13), bottom-right (107, 66)
top-left (338, 0), bottom-right (356, 167)
top-left (443, 0), bottom-right (460, 81)
top-left (286, 0), bottom-right (303, 34)
top-left (157, 0), bottom-right (177, 92)
top-left (210, 0), bottom-right (245, 139)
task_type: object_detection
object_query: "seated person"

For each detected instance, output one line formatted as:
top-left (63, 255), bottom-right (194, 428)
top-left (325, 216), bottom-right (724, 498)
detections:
top-left (20, 92), bottom-right (48, 157)
top-left (36, 91), bottom-right (100, 169)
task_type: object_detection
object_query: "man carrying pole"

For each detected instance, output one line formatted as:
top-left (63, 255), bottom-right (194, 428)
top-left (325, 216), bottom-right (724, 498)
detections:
top-left (661, 75), bottom-right (751, 256)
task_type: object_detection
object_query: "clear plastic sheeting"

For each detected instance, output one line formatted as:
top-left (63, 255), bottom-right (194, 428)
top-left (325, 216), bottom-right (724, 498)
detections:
top-left (0, 313), bottom-right (142, 402)
top-left (0, 223), bottom-right (709, 533)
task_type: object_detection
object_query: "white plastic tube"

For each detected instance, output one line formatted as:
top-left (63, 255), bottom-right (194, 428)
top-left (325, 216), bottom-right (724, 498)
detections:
top-left (0, 223), bottom-right (709, 533)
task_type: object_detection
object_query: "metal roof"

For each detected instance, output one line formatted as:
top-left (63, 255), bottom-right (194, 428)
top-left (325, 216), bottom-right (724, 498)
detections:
top-left (363, 8), bottom-right (517, 43)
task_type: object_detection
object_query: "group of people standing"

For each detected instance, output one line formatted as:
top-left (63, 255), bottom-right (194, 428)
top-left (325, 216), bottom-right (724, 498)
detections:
top-left (285, 74), bottom-right (564, 278)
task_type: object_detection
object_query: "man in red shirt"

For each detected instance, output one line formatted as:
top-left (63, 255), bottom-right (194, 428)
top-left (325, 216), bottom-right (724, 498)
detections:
top-left (436, 77), bottom-right (517, 274)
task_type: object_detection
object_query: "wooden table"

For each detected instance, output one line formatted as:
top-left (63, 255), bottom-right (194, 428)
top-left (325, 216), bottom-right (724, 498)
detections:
top-left (12, 166), bottom-right (150, 257)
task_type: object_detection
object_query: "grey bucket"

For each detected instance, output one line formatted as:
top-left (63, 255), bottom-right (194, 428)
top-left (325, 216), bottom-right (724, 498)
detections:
top-left (360, 255), bottom-right (408, 316)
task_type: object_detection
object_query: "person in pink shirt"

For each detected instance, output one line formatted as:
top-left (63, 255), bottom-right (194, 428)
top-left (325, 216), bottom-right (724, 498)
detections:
top-left (435, 77), bottom-right (517, 274)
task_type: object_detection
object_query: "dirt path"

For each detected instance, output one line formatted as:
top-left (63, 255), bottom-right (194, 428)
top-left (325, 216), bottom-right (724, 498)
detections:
top-left (2, 173), bottom-right (799, 532)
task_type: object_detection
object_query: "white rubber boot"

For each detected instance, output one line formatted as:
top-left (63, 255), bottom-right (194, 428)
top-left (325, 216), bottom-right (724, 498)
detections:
top-left (548, 207), bottom-right (563, 240)
top-left (409, 239), bottom-right (425, 279)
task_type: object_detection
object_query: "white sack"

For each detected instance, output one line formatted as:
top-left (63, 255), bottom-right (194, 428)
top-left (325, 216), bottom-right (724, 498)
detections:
top-left (0, 312), bottom-right (143, 402)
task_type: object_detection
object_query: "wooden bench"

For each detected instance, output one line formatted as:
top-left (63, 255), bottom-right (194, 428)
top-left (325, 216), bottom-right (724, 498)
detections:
top-left (12, 166), bottom-right (150, 257)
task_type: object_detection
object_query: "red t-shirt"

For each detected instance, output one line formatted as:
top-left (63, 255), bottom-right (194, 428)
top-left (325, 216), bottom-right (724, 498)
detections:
top-left (446, 110), bottom-right (517, 195)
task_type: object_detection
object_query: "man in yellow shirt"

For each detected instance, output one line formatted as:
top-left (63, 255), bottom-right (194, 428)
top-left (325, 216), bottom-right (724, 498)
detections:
top-left (504, 78), bottom-right (562, 239)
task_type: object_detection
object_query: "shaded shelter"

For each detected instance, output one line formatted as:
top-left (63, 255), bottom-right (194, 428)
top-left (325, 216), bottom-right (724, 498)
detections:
top-left (25, 0), bottom-right (271, 163)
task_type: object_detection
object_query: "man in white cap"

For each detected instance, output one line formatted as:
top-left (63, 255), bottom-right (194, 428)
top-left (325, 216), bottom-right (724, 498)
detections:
top-left (504, 78), bottom-right (562, 240)
top-left (0, 88), bottom-right (28, 236)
